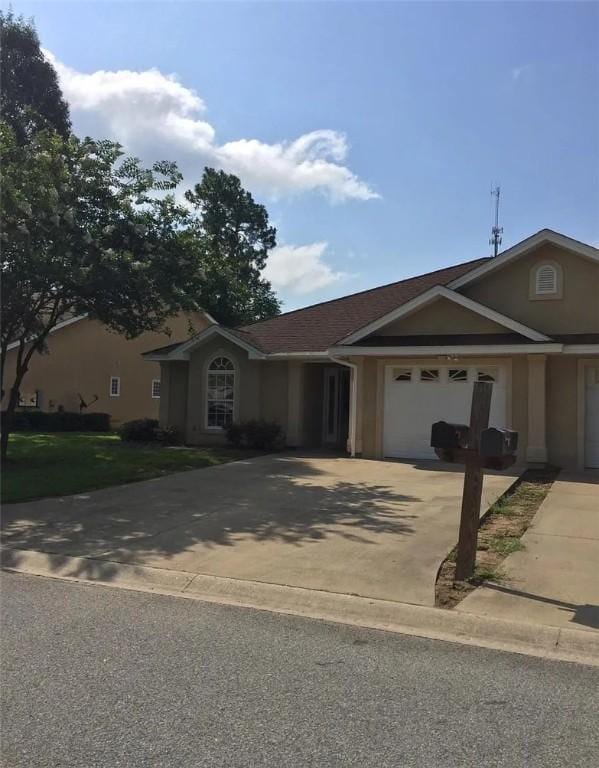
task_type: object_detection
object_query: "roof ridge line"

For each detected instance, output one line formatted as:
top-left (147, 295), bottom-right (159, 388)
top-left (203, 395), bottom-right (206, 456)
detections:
top-left (237, 255), bottom-right (492, 330)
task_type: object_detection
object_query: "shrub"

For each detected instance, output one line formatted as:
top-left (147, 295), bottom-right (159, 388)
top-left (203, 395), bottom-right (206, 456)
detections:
top-left (117, 419), bottom-right (181, 445)
top-left (3, 410), bottom-right (110, 432)
top-left (117, 418), bottom-right (159, 442)
top-left (226, 419), bottom-right (285, 451)
top-left (154, 425), bottom-right (181, 446)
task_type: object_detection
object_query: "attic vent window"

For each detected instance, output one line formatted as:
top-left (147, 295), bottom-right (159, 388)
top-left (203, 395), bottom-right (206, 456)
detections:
top-left (535, 264), bottom-right (557, 295)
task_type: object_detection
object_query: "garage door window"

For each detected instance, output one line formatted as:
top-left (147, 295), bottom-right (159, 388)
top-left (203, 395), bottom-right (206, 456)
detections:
top-left (394, 368), bottom-right (412, 382)
top-left (449, 368), bottom-right (468, 382)
top-left (477, 368), bottom-right (498, 383)
top-left (420, 369), bottom-right (440, 382)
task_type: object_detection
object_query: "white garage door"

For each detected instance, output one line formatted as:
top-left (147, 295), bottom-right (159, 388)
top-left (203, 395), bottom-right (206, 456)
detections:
top-left (383, 364), bottom-right (508, 460)
top-left (584, 366), bottom-right (599, 468)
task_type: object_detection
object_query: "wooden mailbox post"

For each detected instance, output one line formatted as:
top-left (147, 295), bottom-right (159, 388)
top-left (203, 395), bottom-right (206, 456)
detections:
top-left (430, 381), bottom-right (518, 581)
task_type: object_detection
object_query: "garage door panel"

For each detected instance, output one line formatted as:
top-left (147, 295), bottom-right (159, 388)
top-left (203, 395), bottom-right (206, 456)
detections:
top-left (383, 365), bottom-right (507, 459)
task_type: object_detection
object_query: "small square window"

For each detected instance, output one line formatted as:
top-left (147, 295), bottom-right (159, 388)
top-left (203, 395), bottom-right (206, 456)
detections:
top-left (151, 379), bottom-right (161, 398)
top-left (110, 376), bottom-right (120, 397)
top-left (420, 369), bottom-right (440, 382)
top-left (394, 368), bottom-right (412, 382)
top-left (449, 368), bottom-right (468, 382)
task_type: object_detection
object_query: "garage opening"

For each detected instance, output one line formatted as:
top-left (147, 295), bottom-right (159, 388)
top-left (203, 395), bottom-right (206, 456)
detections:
top-left (383, 364), bottom-right (508, 459)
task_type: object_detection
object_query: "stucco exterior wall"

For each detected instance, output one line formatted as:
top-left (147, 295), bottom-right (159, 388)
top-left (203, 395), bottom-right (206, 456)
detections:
top-left (4, 312), bottom-right (208, 425)
top-left (461, 245), bottom-right (599, 334)
top-left (159, 361), bottom-right (189, 435)
top-left (377, 298), bottom-right (508, 336)
top-left (185, 336), bottom-right (261, 445)
top-left (547, 355), bottom-right (579, 469)
top-left (259, 361), bottom-right (289, 435)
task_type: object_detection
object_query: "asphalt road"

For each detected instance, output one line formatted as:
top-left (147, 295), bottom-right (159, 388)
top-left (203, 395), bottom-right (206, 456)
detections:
top-left (2, 573), bottom-right (598, 768)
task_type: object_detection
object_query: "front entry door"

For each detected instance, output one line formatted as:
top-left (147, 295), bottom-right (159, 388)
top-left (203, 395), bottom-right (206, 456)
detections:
top-left (322, 367), bottom-right (350, 447)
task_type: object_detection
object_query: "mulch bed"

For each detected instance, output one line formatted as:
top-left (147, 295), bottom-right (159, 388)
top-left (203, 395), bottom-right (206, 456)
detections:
top-left (435, 466), bottom-right (560, 609)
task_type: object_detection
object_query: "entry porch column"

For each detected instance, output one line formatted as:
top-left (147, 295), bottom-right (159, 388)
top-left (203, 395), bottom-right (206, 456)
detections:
top-left (526, 354), bottom-right (548, 463)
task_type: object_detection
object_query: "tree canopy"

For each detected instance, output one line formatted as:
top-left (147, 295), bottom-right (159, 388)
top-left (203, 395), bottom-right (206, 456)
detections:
top-left (0, 11), bottom-right (71, 142)
top-left (185, 168), bottom-right (280, 326)
top-left (0, 16), bottom-right (281, 458)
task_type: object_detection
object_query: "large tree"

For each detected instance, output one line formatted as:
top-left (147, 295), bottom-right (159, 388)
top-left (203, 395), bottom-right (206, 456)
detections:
top-left (0, 11), bottom-right (70, 142)
top-left (0, 125), bottom-right (203, 458)
top-left (185, 168), bottom-right (281, 326)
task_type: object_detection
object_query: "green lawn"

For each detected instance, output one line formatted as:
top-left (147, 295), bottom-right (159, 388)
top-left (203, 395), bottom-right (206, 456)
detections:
top-left (2, 432), bottom-right (260, 504)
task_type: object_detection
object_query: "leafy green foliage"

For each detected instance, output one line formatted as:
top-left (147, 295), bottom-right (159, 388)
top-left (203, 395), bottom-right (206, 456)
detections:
top-left (185, 168), bottom-right (281, 326)
top-left (4, 410), bottom-right (110, 432)
top-left (226, 419), bottom-right (285, 451)
top-left (117, 418), bottom-right (161, 442)
top-left (0, 11), bottom-right (70, 142)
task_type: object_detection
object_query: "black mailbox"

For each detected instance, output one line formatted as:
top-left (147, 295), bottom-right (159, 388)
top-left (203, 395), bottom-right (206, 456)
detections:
top-left (480, 427), bottom-right (518, 459)
top-left (431, 421), bottom-right (470, 450)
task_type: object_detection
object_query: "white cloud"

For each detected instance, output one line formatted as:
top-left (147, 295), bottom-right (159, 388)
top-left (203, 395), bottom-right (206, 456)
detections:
top-left (263, 242), bottom-right (347, 295)
top-left (45, 50), bottom-right (378, 203)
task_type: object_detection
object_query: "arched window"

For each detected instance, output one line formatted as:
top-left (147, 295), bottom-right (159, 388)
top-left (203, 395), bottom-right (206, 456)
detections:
top-left (534, 264), bottom-right (558, 295)
top-left (206, 356), bottom-right (235, 429)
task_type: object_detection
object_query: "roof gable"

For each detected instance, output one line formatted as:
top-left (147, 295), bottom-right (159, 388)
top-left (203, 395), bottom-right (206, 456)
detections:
top-left (235, 257), bottom-right (491, 353)
top-left (339, 286), bottom-right (550, 344)
top-left (448, 229), bottom-right (599, 290)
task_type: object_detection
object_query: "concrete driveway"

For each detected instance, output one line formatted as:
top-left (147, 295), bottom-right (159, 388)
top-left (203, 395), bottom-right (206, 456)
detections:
top-left (2, 454), bottom-right (515, 606)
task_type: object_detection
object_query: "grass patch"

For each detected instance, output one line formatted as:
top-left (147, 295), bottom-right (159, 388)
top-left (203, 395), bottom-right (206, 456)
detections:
top-left (436, 466), bottom-right (559, 609)
top-left (486, 536), bottom-right (524, 556)
top-left (2, 432), bottom-right (262, 504)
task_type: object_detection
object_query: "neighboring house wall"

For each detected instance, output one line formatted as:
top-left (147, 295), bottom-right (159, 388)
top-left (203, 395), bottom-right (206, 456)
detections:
top-left (4, 313), bottom-right (208, 424)
top-left (461, 245), bottom-right (599, 334)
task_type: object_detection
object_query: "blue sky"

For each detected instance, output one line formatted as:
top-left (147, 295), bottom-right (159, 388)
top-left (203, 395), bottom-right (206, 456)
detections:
top-left (10, 1), bottom-right (599, 310)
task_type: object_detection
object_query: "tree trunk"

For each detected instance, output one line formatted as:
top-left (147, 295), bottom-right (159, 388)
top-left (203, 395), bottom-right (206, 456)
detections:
top-left (1, 384), bottom-right (20, 461)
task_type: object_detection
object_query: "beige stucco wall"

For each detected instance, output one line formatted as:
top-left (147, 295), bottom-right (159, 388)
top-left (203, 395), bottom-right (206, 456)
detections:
top-left (185, 336), bottom-right (261, 445)
top-left (377, 298), bottom-right (508, 336)
top-left (547, 355), bottom-right (579, 469)
top-left (159, 361), bottom-right (189, 436)
top-left (462, 245), bottom-right (599, 334)
top-left (4, 312), bottom-right (208, 425)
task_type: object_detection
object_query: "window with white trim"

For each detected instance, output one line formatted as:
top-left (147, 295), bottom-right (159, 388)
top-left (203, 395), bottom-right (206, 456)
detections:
top-left (151, 379), bottom-right (161, 398)
top-left (534, 264), bottom-right (557, 295)
top-left (206, 356), bottom-right (235, 429)
top-left (110, 376), bottom-right (120, 397)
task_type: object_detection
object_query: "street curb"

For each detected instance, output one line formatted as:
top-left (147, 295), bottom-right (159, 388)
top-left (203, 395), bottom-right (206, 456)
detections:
top-left (3, 547), bottom-right (598, 667)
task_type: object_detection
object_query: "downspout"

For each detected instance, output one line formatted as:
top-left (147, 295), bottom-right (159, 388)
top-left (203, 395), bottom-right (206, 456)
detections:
top-left (328, 355), bottom-right (358, 457)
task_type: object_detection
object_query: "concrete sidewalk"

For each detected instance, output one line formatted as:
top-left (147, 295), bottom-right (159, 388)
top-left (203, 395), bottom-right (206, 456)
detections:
top-left (458, 472), bottom-right (599, 633)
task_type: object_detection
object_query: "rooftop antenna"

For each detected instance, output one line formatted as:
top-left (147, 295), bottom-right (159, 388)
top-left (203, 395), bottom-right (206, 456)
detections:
top-left (489, 184), bottom-right (503, 257)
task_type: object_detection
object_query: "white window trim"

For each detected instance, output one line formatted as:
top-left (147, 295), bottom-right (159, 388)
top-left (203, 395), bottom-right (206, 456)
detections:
top-left (151, 379), bottom-right (161, 399)
top-left (204, 353), bottom-right (236, 431)
top-left (110, 376), bottom-right (120, 397)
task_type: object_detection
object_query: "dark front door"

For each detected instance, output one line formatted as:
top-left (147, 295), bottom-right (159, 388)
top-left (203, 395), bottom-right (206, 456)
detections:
top-left (322, 367), bottom-right (350, 449)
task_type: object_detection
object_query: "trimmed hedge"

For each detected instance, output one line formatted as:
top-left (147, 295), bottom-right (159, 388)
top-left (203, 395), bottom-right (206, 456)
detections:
top-left (3, 410), bottom-right (111, 432)
top-left (226, 419), bottom-right (285, 451)
top-left (117, 418), bottom-right (180, 445)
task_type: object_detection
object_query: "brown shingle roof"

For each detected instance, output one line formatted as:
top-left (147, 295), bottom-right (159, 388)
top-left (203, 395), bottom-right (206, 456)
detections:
top-left (237, 257), bottom-right (491, 353)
